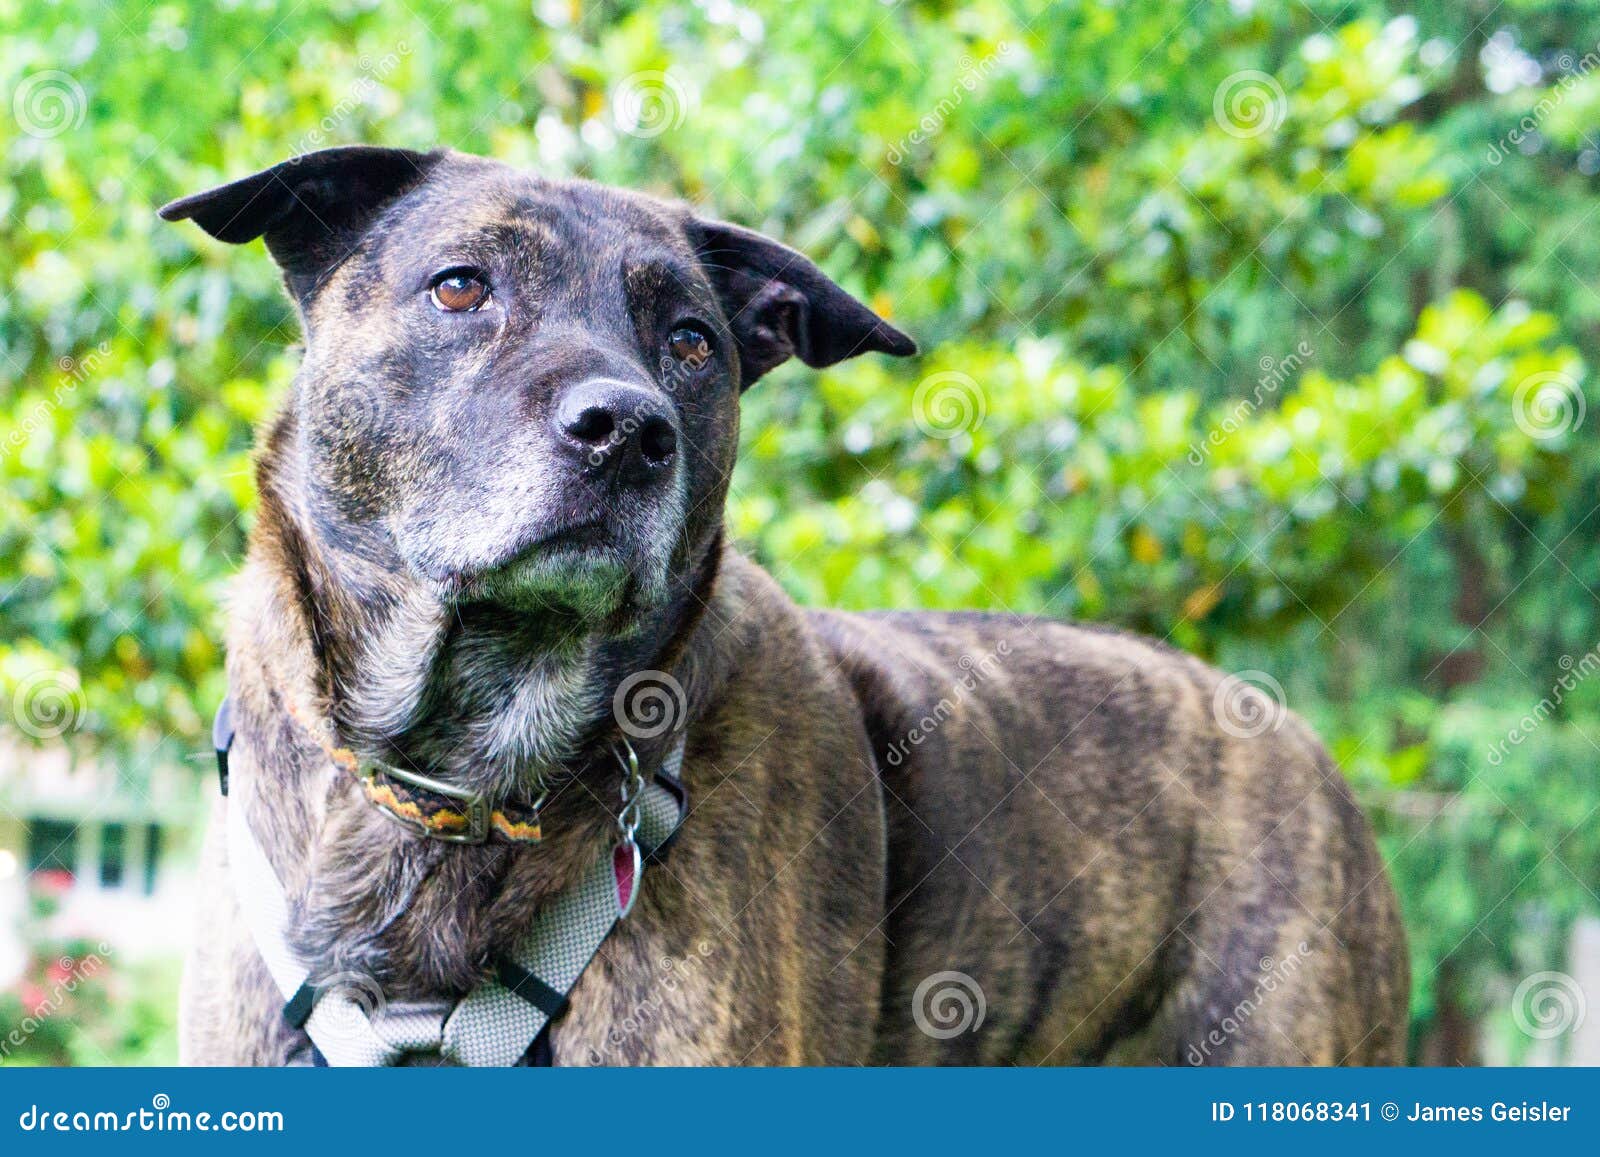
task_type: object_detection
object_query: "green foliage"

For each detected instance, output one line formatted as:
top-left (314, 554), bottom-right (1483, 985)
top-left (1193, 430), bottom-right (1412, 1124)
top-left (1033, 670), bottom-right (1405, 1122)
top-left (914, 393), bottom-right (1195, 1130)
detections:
top-left (3, 0), bottom-right (1598, 1060)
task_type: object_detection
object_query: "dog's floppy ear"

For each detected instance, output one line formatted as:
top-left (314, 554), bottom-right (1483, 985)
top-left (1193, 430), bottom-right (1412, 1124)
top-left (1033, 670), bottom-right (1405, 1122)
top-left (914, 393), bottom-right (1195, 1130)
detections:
top-left (158, 146), bottom-right (442, 301)
top-left (688, 217), bottom-right (916, 387)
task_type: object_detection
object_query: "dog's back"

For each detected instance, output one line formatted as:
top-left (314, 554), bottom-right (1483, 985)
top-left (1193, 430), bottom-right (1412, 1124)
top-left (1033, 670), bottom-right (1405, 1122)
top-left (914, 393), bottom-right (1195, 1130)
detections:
top-left (809, 608), bottom-right (1409, 1064)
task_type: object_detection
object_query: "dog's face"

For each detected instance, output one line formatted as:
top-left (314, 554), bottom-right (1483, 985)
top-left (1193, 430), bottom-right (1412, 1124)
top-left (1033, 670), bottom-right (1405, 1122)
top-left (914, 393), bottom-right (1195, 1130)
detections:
top-left (162, 147), bottom-right (913, 626)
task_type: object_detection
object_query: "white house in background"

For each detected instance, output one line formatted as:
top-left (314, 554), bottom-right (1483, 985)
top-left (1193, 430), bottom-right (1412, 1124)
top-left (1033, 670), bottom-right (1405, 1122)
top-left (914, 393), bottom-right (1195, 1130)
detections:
top-left (0, 739), bottom-right (200, 987)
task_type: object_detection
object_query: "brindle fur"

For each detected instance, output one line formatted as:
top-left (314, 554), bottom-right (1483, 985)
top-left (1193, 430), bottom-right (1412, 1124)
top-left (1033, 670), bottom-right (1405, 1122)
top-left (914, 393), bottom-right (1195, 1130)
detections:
top-left (165, 147), bottom-right (1407, 1066)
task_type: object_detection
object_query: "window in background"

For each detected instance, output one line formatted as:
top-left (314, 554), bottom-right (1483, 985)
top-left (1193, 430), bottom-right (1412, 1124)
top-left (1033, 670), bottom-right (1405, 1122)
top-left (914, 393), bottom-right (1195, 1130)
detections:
top-left (25, 819), bottom-right (77, 876)
top-left (142, 823), bottom-right (162, 895)
top-left (100, 822), bottom-right (125, 889)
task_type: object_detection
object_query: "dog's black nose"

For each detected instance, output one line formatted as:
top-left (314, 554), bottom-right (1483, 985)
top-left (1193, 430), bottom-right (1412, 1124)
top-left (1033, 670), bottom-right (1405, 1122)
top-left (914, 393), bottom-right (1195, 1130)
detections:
top-left (555, 380), bottom-right (678, 479)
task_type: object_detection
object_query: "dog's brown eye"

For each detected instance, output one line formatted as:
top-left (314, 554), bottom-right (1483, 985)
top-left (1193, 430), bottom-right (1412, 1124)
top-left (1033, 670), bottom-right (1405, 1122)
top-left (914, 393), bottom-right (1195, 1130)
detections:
top-left (668, 325), bottom-right (713, 367)
top-left (430, 269), bottom-right (490, 312)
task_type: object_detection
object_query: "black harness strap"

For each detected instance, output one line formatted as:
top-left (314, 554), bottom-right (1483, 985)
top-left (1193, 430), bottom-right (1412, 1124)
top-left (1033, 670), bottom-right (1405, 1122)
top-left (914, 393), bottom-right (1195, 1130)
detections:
top-left (282, 981), bottom-right (318, 1030)
top-left (500, 957), bottom-right (564, 1063)
top-left (494, 958), bottom-right (571, 1020)
top-left (645, 753), bottom-right (688, 865)
top-left (524, 1023), bottom-right (555, 1066)
top-left (213, 695), bottom-right (235, 797)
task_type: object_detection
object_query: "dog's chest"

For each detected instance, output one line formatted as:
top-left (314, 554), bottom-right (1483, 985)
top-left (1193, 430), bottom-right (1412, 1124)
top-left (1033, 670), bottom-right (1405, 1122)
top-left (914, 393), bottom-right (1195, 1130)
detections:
top-left (289, 822), bottom-right (511, 998)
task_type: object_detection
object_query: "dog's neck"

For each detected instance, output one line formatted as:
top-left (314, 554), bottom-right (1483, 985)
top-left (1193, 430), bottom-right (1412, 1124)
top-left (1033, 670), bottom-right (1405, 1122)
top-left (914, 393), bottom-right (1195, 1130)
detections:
top-left (241, 411), bottom-right (718, 802)
top-left (322, 582), bottom-right (612, 800)
top-left (220, 411), bottom-right (736, 1000)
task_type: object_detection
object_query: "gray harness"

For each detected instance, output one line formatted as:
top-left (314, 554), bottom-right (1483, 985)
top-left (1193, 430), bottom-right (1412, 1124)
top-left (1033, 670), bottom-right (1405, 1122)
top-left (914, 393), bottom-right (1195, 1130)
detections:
top-left (213, 698), bottom-right (687, 1066)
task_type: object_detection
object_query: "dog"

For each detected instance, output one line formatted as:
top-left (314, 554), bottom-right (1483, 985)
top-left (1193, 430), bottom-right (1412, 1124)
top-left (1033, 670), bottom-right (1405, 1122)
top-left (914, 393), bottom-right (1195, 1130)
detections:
top-left (162, 146), bottom-right (1408, 1065)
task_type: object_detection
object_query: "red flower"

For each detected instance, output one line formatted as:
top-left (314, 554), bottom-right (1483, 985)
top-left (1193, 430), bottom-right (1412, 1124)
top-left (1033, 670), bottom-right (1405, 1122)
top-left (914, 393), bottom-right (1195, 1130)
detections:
top-left (31, 869), bottom-right (75, 895)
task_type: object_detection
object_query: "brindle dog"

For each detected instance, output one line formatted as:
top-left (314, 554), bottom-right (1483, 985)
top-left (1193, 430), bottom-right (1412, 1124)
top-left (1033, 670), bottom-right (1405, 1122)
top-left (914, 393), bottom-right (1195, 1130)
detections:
top-left (162, 146), bottom-right (1407, 1066)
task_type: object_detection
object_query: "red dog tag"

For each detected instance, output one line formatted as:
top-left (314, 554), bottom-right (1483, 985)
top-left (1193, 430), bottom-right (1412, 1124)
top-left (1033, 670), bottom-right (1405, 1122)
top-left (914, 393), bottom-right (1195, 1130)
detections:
top-left (613, 839), bottom-right (641, 918)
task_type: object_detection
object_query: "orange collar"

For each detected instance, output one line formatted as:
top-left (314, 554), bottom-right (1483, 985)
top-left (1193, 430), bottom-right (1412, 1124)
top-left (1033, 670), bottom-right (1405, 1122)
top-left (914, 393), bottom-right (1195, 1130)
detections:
top-left (284, 696), bottom-right (545, 845)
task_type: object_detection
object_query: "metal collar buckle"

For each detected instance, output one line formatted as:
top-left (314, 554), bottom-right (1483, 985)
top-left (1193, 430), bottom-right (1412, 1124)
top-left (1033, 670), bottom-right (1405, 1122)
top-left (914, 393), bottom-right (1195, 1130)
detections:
top-left (611, 737), bottom-right (645, 918)
top-left (613, 737), bottom-right (645, 842)
top-left (361, 760), bottom-right (492, 844)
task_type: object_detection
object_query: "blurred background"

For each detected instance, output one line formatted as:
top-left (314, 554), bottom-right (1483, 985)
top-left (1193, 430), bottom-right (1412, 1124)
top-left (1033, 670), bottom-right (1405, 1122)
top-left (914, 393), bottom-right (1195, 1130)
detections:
top-left (2, 0), bottom-right (1599, 1065)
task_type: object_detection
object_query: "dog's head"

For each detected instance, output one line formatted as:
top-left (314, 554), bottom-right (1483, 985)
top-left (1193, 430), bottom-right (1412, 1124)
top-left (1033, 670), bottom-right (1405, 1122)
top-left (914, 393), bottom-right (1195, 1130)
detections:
top-left (161, 147), bottom-right (913, 627)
